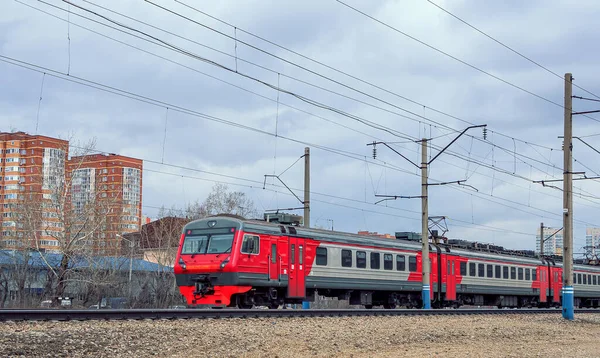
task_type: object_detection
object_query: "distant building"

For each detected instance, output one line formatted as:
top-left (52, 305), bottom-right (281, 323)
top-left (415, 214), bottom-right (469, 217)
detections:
top-left (358, 231), bottom-right (393, 239)
top-left (123, 216), bottom-right (189, 267)
top-left (536, 226), bottom-right (563, 256)
top-left (585, 227), bottom-right (600, 255)
top-left (68, 153), bottom-right (143, 256)
top-left (0, 132), bottom-right (68, 252)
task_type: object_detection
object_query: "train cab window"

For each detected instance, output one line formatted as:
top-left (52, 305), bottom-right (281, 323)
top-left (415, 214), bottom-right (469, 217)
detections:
top-left (460, 262), bottom-right (467, 276)
top-left (408, 256), bottom-right (417, 272)
top-left (477, 263), bottom-right (484, 277)
top-left (469, 263), bottom-right (476, 276)
top-left (510, 267), bottom-right (516, 280)
top-left (594, 276), bottom-right (597, 285)
top-left (396, 255), bottom-right (406, 271)
top-left (384, 254), bottom-right (393, 270)
top-left (316, 247), bottom-right (327, 266)
top-left (583, 274), bottom-right (587, 285)
top-left (356, 251), bottom-right (367, 268)
top-left (525, 269), bottom-right (531, 280)
top-left (532, 269), bottom-right (537, 281)
top-left (341, 249), bottom-right (352, 267)
top-left (241, 234), bottom-right (259, 254)
top-left (370, 253), bottom-right (381, 270)
top-left (578, 273), bottom-right (582, 284)
top-left (518, 268), bottom-right (523, 280)
top-left (486, 265), bottom-right (493, 278)
top-left (271, 244), bottom-right (277, 263)
top-left (503, 266), bottom-right (509, 279)
top-left (495, 265), bottom-right (501, 278)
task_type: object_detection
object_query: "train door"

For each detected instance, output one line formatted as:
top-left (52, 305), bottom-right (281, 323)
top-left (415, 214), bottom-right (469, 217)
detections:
top-left (553, 268), bottom-right (562, 302)
top-left (445, 256), bottom-right (457, 301)
top-left (287, 237), bottom-right (306, 298)
top-left (539, 266), bottom-right (547, 304)
top-left (268, 237), bottom-right (279, 281)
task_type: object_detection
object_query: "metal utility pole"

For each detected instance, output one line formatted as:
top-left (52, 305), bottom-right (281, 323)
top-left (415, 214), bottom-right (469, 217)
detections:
top-left (540, 222), bottom-right (544, 257)
top-left (421, 139), bottom-right (430, 309)
top-left (563, 73), bottom-right (574, 320)
top-left (304, 147), bottom-right (310, 228)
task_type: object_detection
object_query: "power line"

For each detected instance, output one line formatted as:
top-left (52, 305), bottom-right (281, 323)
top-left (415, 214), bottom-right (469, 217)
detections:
top-left (426, 0), bottom-right (600, 101)
top-left (54, 0), bottom-right (570, 176)
top-left (169, 0), bottom-right (561, 152)
top-left (335, 0), bottom-right (600, 125)
top-left (29, 0), bottom-right (571, 185)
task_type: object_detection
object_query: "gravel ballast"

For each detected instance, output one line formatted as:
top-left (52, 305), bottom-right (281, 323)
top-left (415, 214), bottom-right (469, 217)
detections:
top-left (1, 313), bottom-right (600, 357)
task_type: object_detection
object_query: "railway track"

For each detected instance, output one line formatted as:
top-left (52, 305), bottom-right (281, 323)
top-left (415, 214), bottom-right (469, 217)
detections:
top-left (1, 307), bottom-right (599, 321)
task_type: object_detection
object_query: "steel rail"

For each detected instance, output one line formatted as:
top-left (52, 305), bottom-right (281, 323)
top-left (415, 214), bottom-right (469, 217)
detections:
top-left (1, 308), bottom-right (599, 322)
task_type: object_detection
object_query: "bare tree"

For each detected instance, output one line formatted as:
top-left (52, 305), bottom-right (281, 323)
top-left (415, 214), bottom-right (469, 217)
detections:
top-left (185, 183), bottom-right (258, 220)
top-left (14, 139), bottom-right (121, 306)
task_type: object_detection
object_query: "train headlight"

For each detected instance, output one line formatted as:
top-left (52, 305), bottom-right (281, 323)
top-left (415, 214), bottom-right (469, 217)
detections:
top-left (220, 257), bottom-right (230, 269)
top-left (179, 257), bottom-right (187, 270)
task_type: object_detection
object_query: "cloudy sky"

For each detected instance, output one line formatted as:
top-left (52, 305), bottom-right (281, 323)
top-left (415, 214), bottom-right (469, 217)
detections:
top-left (2, 0), bottom-right (600, 254)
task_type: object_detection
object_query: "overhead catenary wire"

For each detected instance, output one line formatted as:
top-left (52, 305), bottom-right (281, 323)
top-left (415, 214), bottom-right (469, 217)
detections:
top-left (28, 0), bottom-right (571, 177)
top-left (335, 0), bottom-right (600, 125)
top-left (426, 0), bottom-right (600, 101)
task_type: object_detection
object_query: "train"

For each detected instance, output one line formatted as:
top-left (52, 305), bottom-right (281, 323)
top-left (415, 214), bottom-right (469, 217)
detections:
top-left (173, 214), bottom-right (600, 309)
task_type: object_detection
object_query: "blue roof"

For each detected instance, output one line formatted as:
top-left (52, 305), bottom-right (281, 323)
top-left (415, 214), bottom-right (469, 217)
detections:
top-left (0, 250), bottom-right (171, 272)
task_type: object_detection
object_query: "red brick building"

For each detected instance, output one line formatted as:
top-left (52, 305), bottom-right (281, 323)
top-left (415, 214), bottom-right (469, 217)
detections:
top-left (0, 132), bottom-right (68, 251)
top-left (68, 153), bottom-right (143, 255)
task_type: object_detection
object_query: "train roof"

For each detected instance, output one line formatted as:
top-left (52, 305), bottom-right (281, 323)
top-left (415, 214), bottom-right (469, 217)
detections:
top-left (184, 214), bottom-right (600, 271)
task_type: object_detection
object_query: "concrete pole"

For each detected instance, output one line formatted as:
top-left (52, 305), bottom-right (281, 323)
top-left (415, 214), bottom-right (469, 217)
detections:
top-left (421, 139), bottom-right (431, 309)
top-left (302, 147), bottom-right (311, 310)
top-left (563, 73), bottom-right (574, 320)
top-left (304, 147), bottom-right (310, 229)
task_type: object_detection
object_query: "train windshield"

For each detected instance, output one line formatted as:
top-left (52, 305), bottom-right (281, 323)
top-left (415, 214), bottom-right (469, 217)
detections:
top-left (181, 228), bottom-right (235, 255)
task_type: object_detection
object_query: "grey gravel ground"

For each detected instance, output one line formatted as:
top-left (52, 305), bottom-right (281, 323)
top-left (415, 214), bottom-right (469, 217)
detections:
top-left (1, 314), bottom-right (599, 357)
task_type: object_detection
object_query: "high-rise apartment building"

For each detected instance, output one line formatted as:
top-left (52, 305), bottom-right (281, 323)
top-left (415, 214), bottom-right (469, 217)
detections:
top-left (0, 132), bottom-right (68, 252)
top-left (536, 226), bottom-right (564, 256)
top-left (68, 153), bottom-right (143, 255)
top-left (585, 227), bottom-right (600, 255)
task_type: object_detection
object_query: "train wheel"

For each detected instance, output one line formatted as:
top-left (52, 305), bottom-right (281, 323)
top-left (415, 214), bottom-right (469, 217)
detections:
top-left (364, 305), bottom-right (373, 309)
top-left (268, 303), bottom-right (279, 309)
top-left (237, 303), bottom-right (254, 309)
top-left (383, 303), bottom-right (397, 309)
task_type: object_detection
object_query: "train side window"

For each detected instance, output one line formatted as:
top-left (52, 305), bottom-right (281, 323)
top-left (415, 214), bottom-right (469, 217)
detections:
top-left (384, 254), bottom-right (393, 270)
top-left (583, 274), bottom-right (587, 285)
top-left (452, 261), bottom-right (455, 275)
top-left (503, 266), bottom-right (509, 279)
top-left (469, 262), bottom-right (476, 276)
top-left (525, 268), bottom-right (531, 280)
top-left (510, 267), bottom-right (516, 280)
top-left (495, 265), bottom-right (501, 278)
top-left (396, 255), bottom-right (406, 271)
top-left (517, 268), bottom-right (523, 280)
top-left (477, 263), bottom-right (484, 277)
top-left (460, 262), bottom-right (467, 276)
top-left (356, 251), bottom-right (366, 268)
top-left (573, 273), bottom-right (577, 284)
top-left (341, 249), bottom-right (352, 267)
top-left (578, 273), bottom-right (582, 284)
top-left (316, 247), bottom-right (327, 266)
top-left (486, 265), bottom-right (493, 278)
top-left (532, 269), bottom-right (537, 281)
top-left (589, 275), bottom-right (592, 285)
top-left (370, 252), bottom-right (381, 270)
top-left (271, 244), bottom-right (277, 264)
top-left (299, 246), bottom-right (303, 265)
top-left (594, 276), bottom-right (597, 285)
top-left (241, 234), bottom-right (259, 254)
top-left (408, 256), bottom-right (417, 272)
